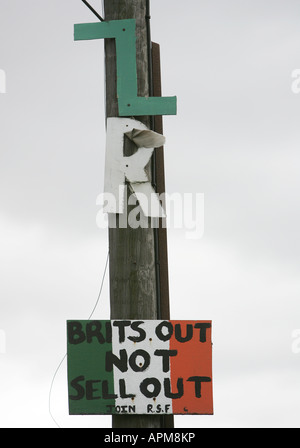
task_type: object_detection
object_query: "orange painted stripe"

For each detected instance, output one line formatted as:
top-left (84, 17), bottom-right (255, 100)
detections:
top-left (169, 321), bottom-right (213, 415)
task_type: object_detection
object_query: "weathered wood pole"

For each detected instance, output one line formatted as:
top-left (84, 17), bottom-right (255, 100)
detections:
top-left (151, 41), bottom-right (175, 430)
top-left (103, 0), bottom-right (172, 428)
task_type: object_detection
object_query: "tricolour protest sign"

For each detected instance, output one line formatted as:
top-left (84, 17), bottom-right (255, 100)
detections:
top-left (67, 320), bottom-right (213, 416)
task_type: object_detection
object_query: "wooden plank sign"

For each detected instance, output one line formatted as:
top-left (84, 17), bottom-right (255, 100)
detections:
top-left (67, 320), bottom-right (213, 416)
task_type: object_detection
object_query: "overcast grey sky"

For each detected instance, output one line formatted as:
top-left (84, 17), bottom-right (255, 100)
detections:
top-left (1, 0), bottom-right (300, 428)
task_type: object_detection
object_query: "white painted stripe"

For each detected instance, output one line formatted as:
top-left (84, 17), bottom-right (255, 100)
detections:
top-left (112, 320), bottom-right (173, 415)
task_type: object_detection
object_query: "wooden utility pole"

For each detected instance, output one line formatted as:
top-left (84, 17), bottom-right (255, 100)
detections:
top-left (103, 0), bottom-right (173, 429)
top-left (68, 1), bottom-right (212, 427)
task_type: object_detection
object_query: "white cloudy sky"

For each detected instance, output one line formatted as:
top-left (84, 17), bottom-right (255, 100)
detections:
top-left (1, 0), bottom-right (300, 428)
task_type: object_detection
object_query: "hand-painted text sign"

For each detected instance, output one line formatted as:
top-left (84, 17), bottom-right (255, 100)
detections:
top-left (74, 19), bottom-right (177, 117)
top-left (67, 320), bottom-right (213, 415)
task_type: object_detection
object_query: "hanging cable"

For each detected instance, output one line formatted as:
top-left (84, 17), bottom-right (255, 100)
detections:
top-left (87, 251), bottom-right (109, 320)
top-left (81, 0), bottom-right (104, 22)
top-left (48, 354), bottom-right (67, 428)
top-left (48, 251), bottom-right (109, 428)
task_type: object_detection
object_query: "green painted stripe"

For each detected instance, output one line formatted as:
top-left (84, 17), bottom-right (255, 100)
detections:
top-left (67, 320), bottom-right (115, 415)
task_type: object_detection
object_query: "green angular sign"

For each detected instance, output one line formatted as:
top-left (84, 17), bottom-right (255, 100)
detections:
top-left (74, 19), bottom-right (177, 117)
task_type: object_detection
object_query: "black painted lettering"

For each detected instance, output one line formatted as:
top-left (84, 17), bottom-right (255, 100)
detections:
top-left (147, 404), bottom-right (153, 413)
top-left (128, 321), bottom-right (146, 343)
top-left (69, 375), bottom-right (85, 400)
top-left (155, 321), bottom-right (173, 341)
top-left (106, 404), bottom-right (114, 413)
top-left (164, 377), bottom-right (184, 399)
top-left (175, 323), bottom-right (193, 343)
top-left (154, 349), bottom-right (177, 372)
top-left (119, 379), bottom-right (135, 399)
top-left (105, 349), bottom-right (128, 373)
top-left (86, 379), bottom-right (101, 400)
top-left (105, 321), bottom-right (112, 343)
top-left (113, 320), bottom-right (131, 343)
top-left (156, 404), bottom-right (162, 413)
top-left (86, 321), bottom-right (105, 344)
top-left (187, 376), bottom-right (211, 398)
top-left (129, 349), bottom-right (151, 372)
top-left (194, 323), bottom-right (211, 343)
top-left (140, 378), bottom-right (161, 398)
top-left (68, 321), bottom-right (85, 345)
top-left (102, 380), bottom-right (118, 400)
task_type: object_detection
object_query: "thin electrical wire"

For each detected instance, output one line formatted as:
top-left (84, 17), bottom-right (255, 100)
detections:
top-left (48, 251), bottom-right (109, 428)
top-left (81, 0), bottom-right (104, 21)
top-left (48, 354), bottom-right (67, 428)
top-left (87, 250), bottom-right (109, 320)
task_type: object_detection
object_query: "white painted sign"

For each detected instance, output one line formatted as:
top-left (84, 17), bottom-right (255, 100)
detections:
top-left (104, 117), bottom-right (166, 218)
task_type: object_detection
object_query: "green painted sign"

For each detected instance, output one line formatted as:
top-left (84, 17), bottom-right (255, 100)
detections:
top-left (74, 19), bottom-right (177, 117)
